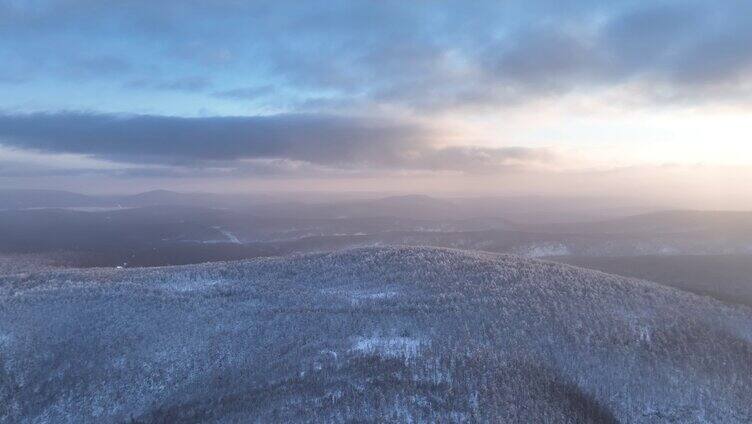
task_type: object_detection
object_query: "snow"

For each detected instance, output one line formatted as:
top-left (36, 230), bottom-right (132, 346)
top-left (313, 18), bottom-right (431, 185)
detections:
top-left (359, 291), bottom-right (397, 299)
top-left (518, 242), bottom-right (570, 257)
top-left (321, 288), bottom-right (400, 304)
top-left (2, 246), bottom-right (751, 423)
top-left (657, 245), bottom-right (680, 255)
top-left (0, 331), bottom-right (12, 348)
top-left (212, 226), bottom-right (242, 244)
top-left (163, 278), bottom-right (224, 293)
top-left (351, 336), bottom-right (425, 359)
top-left (349, 290), bottom-right (399, 302)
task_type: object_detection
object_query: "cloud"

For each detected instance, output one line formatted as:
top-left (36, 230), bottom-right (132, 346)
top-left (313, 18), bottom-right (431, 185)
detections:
top-left (213, 85), bottom-right (275, 100)
top-left (125, 76), bottom-right (212, 92)
top-left (3, 1), bottom-right (752, 111)
top-left (0, 111), bottom-right (424, 167)
top-left (442, 2), bottom-right (752, 106)
top-left (401, 146), bottom-right (559, 174)
top-left (70, 55), bottom-right (132, 76)
top-left (0, 111), bottom-right (555, 176)
top-left (246, 1), bottom-right (752, 108)
top-left (1, 0), bottom-right (749, 198)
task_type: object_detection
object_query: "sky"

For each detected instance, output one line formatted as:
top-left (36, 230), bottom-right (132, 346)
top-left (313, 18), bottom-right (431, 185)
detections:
top-left (0, 0), bottom-right (751, 207)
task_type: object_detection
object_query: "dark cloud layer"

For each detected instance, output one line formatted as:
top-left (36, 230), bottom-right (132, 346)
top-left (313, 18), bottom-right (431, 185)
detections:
top-left (0, 112), bottom-right (422, 166)
top-left (0, 112), bottom-right (554, 176)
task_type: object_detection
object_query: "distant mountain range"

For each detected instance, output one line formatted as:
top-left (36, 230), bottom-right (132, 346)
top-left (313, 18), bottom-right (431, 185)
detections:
top-left (4, 189), bottom-right (752, 312)
top-left (2, 202), bottom-right (751, 256)
top-left (0, 189), bottom-right (272, 210)
top-left (0, 189), bottom-right (660, 223)
top-left (0, 189), bottom-right (104, 209)
top-left (536, 210), bottom-right (752, 235)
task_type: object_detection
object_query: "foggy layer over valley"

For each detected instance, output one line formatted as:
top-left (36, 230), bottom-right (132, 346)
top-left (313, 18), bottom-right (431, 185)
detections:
top-left (3, 189), bottom-right (752, 309)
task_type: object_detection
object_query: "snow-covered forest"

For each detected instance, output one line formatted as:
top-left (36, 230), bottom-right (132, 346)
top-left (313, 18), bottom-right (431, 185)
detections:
top-left (2, 247), bottom-right (751, 422)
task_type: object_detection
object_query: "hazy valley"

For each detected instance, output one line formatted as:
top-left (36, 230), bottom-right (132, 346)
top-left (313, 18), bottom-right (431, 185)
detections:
top-left (3, 190), bottom-right (752, 309)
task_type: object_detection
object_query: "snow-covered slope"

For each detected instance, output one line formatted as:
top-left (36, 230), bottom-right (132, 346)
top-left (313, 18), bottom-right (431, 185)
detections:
top-left (1, 247), bottom-right (751, 423)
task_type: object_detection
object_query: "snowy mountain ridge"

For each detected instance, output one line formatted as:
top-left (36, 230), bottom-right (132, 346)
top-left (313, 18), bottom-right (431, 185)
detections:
top-left (1, 246), bottom-right (751, 422)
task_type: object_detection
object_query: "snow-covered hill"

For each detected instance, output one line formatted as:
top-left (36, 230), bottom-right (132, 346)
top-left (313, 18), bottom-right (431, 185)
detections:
top-left (1, 247), bottom-right (751, 423)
